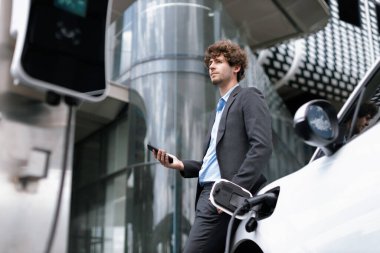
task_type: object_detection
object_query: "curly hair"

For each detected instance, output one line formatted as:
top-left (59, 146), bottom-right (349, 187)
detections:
top-left (204, 40), bottom-right (248, 82)
top-left (358, 101), bottom-right (378, 118)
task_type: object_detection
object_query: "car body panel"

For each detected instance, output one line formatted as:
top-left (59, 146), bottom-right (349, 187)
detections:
top-left (233, 122), bottom-right (380, 252)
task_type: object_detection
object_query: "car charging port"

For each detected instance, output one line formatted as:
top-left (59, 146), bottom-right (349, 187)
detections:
top-left (254, 187), bottom-right (280, 220)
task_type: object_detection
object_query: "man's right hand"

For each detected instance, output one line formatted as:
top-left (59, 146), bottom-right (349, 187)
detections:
top-left (154, 149), bottom-right (184, 171)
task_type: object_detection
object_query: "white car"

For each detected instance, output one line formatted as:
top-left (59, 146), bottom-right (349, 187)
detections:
top-left (230, 59), bottom-right (380, 253)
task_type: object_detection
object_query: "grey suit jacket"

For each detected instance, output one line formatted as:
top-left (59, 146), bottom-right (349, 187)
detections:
top-left (181, 86), bottom-right (273, 203)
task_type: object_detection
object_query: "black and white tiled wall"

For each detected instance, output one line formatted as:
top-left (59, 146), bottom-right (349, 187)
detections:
top-left (259, 0), bottom-right (380, 104)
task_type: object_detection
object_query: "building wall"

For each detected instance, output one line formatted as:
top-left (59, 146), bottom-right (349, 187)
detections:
top-left (260, 0), bottom-right (380, 108)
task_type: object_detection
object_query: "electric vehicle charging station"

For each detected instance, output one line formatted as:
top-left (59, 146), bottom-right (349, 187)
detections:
top-left (0, 1), bottom-right (111, 252)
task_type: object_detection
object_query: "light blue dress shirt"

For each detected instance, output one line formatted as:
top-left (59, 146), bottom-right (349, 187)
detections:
top-left (199, 84), bottom-right (239, 184)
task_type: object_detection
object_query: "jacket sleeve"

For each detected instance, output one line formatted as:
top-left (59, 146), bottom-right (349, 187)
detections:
top-left (231, 88), bottom-right (273, 190)
top-left (180, 160), bottom-right (202, 178)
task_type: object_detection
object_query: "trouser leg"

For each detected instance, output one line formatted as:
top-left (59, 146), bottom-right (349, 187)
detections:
top-left (183, 186), bottom-right (239, 253)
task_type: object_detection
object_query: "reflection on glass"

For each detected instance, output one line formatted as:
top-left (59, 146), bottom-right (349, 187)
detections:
top-left (307, 105), bottom-right (333, 139)
top-left (54, 0), bottom-right (87, 17)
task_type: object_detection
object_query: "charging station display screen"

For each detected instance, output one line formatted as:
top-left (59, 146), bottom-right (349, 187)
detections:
top-left (54, 0), bottom-right (88, 17)
top-left (20, 0), bottom-right (109, 99)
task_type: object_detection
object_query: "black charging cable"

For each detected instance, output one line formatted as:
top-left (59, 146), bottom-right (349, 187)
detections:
top-left (224, 192), bottom-right (278, 253)
top-left (224, 204), bottom-right (246, 253)
top-left (44, 94), bottom-right (81, 253)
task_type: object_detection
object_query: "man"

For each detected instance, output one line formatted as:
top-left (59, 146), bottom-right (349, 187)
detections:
top-left (351, 102), bottom-right (378, 136)
top-left (154, 40), bottom-right (272, 253)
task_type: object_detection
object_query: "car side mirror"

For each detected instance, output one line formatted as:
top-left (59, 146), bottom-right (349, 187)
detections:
top-left (293, 100), bottom-right (339, 156)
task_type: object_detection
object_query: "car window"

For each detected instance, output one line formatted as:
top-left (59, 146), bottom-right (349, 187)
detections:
top-left (312, 60), bottom-right (380, 160)
top-left (340, 70), bottom-right (380, 140)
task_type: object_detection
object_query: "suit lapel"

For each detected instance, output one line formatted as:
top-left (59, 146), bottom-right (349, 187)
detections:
top-left (216, 86), bottom-right (241, 145)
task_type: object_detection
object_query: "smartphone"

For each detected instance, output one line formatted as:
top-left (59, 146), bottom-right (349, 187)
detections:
top-left (147, 144), bottom-right (173, 163)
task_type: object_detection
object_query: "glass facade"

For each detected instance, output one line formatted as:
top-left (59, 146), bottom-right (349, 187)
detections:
top-left (69, 1), bottom-right (314, 252)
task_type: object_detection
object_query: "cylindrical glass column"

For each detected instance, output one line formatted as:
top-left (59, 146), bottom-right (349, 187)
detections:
top-left (122, 1), bottom-right (216, 252)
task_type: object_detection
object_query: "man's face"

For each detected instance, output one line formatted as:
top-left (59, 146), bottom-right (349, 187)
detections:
top-left (208, 55), bottom-right (239, 86)
top-left (355, 114), bottom-right (372, 134)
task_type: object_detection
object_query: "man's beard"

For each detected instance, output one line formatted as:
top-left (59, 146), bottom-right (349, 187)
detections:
top-left (211, 77), bottom-right (221, 86)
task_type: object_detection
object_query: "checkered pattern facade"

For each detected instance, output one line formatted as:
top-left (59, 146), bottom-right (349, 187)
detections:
top-left (260, 0), bottom-right (380, 103)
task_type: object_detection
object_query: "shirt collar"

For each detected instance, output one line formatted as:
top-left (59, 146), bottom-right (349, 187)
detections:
top-left (221, 83), bottom-right (239, 103)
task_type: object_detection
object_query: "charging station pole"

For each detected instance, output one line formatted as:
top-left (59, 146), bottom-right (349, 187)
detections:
top-left (0, 1), bottom-right (73, 252)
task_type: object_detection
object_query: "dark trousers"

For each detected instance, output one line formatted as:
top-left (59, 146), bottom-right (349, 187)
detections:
top-left (183, 184), bottom-right (240, 253)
